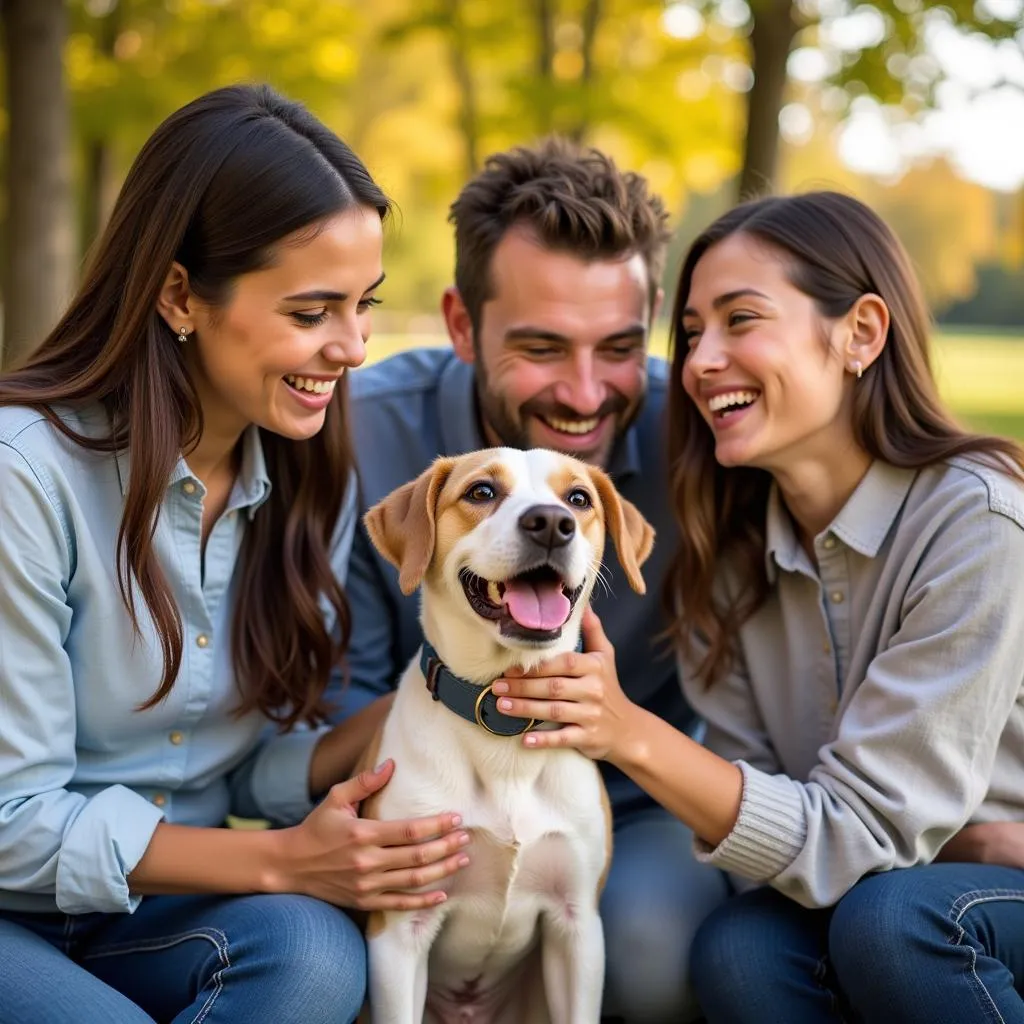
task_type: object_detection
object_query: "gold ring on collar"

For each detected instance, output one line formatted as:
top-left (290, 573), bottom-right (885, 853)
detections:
top-left (474, 683), bottom-right (536, 736)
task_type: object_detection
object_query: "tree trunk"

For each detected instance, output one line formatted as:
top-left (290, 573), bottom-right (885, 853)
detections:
top-left (569, 0), bottom-right (602, 142)
top-left (533, 0), bottom-right (555, 135)
top-left (82, 0), bottom-right (122, 255)
top-left (1, 0), bottom-right (75, 369)
top-left (442, 0), bottom-right (480, 179)
top-left (740, 0), bottom-right (798, 201)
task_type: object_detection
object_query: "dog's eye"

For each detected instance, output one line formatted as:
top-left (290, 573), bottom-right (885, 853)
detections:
top-left (566, 488), bottom-right (592, 509)
top-left (464, 482), bottom-right (497, 503)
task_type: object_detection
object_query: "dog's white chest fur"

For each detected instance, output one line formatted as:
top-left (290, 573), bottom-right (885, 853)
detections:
top-left (361, 447), bottom-right (654, 1023)
top-left (373, 670), bottom-right (608, 1013)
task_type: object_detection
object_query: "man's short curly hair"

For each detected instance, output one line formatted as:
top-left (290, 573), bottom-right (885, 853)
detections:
top-left (448, 136), bottom-right (671, 333)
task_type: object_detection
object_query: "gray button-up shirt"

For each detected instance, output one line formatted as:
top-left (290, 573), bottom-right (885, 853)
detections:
top-left (337, 347), bottom-right (697, 817)
top-left (684, 457), bottom-right (1024, 907)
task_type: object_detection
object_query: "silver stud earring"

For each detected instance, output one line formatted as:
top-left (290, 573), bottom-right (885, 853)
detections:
top-left (178, 325), bottom-right (189, 345)
top-left (852, 360), bottom-right (863, 380)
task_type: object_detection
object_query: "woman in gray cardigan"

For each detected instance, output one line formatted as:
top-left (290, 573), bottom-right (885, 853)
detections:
top-left (490, 191), bottom-right (1024, 1022)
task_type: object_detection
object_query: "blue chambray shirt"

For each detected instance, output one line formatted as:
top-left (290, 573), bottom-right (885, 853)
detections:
top-left (0, 403), bottom-right (356, 915)
top-left (336, 347), bottom-right (699, 817)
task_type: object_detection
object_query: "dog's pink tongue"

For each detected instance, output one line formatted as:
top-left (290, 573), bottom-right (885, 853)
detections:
top-left (503, 579), bottom-right (571, 631)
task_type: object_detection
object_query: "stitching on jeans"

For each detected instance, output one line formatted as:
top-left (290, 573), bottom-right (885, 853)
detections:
top-left (944, 888), bottom-right (1024, 1024)
top-left (81, 927), bottom-right (230, 1024)
top-left (812, 955), bottom-right (847, 1022)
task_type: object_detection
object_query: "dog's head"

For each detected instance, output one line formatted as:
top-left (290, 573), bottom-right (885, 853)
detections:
top-left (364, 448), bottom-right (653, 671)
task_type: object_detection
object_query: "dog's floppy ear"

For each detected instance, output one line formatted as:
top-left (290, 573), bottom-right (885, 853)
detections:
top-left (364, 457), bottom-right (455, 595)
top-left (585, 466), bottom-right (655, 594)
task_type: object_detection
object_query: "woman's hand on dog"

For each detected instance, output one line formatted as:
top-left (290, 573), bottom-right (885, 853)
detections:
top-left (268, 759), bottom-right (471, 911)
top-left (491, 605), bottom-right (647, 764)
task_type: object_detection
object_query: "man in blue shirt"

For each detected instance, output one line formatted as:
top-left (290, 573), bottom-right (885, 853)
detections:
top-left (340, 138), bottom-right (729, 1022)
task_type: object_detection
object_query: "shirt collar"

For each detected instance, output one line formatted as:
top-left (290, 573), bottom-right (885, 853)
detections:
top-left (765, 460), bottom-right (917, 581)
top-left (168, 424), bottom-right (273, 519)
top-left (436, 351), bottom-right (646, 481)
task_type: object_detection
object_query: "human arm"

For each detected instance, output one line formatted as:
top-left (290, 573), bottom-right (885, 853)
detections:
top-left (0, 443), bottom-right (466, 913)
top-left (936, 823), bottom-right (1024, 867)
top-left (129, 759), bottom-right (469, 910)
top-left (326, 518), bottom-right (406, 720)
top-left (0, 442), bottom-right (167, 913)
top-left (495, 504), bottom-right (1024, 907)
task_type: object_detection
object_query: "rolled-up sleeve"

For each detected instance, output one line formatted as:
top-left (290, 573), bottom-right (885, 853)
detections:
top-left (0, 444), bottom-right (164, 914)
top-left (227, 723), bottom-right (329, 824)
top-left (697, 502), bottom-right (1024, 907)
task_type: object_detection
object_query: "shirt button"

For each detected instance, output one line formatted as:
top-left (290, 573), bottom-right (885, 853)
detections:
top-left (182, 481), bottom-right (197, 495)
top-left (196, 634), bottom-right (210, 649)
top-left (152, 793), bottom-right (167, 807)
top-left (823, 642), bottom-right (831, 655)
top-left (169, 731), bottom-right (183, 745)
top-left (830, 591), bottom-right (845, 604)
top-left (823, 536), bottom-right (836, 550)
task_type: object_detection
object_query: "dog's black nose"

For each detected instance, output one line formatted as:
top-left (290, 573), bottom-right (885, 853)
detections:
top-left (518, 504), bottom-right (576, 549)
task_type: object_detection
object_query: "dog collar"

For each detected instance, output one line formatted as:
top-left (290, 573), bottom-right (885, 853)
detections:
top-left (419, 639), bottom-right (580, 738)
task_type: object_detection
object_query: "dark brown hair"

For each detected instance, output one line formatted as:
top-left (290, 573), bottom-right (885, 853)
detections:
top-left (665, 191), bottom-right (1024, 688)
top-left (0, 84), bottom-right (391, 728)
top-left (449, 136), bottom-right (670, 332)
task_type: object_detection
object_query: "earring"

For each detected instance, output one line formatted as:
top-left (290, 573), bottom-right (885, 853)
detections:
top-left (851, 360), bottom-right (863, 380)
top-left (178, 325), bottom-right (189, 345)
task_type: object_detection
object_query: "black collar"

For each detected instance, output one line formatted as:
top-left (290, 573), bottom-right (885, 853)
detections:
top-left (419, 639), bottom-right (580, 737)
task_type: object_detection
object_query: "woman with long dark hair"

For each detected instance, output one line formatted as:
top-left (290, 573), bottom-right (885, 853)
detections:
top-left (0, 85), bottom-right (468, 1023)
top-left (489, 191), bottom-right (1024, 1022)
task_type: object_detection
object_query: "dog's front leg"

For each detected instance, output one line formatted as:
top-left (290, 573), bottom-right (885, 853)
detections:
top-left (366, 910), bottom-right (442, 1024)
top-left (540, 906), bottom-right (605, 1024)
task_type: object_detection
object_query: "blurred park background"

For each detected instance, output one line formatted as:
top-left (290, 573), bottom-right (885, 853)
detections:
top-left (0, 0), bottom-right (1021, 435)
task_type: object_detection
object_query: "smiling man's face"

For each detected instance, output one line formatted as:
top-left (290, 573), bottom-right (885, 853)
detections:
top-left (445, 226), bottom-right (653, 469)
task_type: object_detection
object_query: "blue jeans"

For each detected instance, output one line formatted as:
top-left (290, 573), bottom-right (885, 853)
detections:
top-left (691, 863), bottom-right (1024, 1023)
top-left (0, 893), bottom-right (366, 1023)
top-left (602, 804), bottom-right (731, 1022)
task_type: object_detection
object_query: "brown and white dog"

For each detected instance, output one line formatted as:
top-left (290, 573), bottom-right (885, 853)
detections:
top-left (360, 447), bottom-right (654, 1024)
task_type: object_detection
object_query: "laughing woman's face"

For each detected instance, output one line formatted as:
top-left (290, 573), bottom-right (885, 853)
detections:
top-left (679, 231), bottom-right (857, 475)
top-left (186, 205), bottom-right (384, 443)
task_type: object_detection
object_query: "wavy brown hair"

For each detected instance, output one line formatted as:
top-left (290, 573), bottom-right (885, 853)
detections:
top-left (449, 136), bottom-right (671, 332)
top-left (0, 84), bottom-right (391, 728)
top-left (665, 191), bottom-right (1024, 688)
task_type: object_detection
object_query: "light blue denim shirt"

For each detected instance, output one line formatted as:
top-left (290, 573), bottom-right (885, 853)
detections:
top-left (0, 403), bottom-right (356, 915)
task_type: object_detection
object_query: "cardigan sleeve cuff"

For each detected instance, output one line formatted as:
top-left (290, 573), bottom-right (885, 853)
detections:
top-left (693, 761), bottom-right (808, 881)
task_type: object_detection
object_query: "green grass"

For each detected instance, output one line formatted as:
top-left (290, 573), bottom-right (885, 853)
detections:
top-left (961, 411), bottom-right (1024, 440)
top-left (366, 329), bottom-right (1024, 440)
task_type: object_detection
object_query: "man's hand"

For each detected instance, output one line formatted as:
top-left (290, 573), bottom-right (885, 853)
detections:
top-left (936, 822), bottom-right (1024, 867)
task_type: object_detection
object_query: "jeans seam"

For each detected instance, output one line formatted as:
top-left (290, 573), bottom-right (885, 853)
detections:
top-left (813, 954), bottom-right (848, 1022)
top-left (944, 887), bottom-right (1024, 1024)
top-left (81, 927), bottom-right (230, 1024)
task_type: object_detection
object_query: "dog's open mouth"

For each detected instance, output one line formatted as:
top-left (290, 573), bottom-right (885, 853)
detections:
top-left (459, 565), bottom-right (585, 641)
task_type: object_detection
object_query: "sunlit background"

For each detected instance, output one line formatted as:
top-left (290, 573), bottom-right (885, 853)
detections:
top-left (2, 0), bottom-right (1022, 436)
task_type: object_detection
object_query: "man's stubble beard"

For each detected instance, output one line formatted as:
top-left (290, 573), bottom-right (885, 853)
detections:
top-left (473, 357), bottom-right (647, 470)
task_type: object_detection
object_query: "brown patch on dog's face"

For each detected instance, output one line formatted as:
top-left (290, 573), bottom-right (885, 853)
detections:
top-left (583, 464), bottom-right (654, 593)
top-left (428, 454), bottom-right (516, 587)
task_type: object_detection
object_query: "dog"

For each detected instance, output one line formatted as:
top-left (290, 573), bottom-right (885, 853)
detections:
top-left (359, 447), bottom-right (654, 1024)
